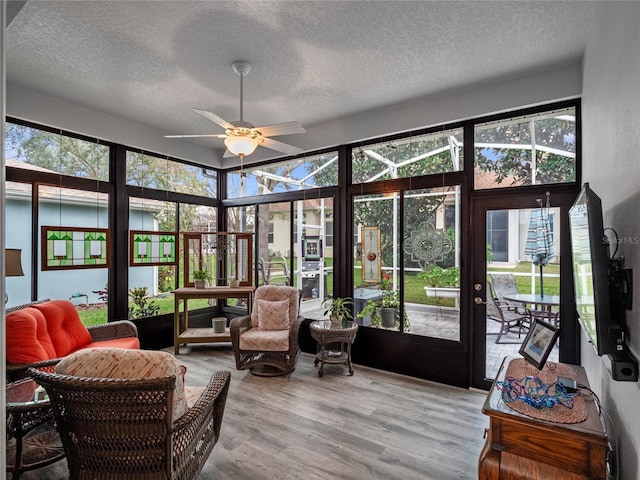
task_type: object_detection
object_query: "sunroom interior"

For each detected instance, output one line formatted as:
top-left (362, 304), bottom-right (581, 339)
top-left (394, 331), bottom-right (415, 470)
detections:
top-left (3, 2), bottom-right (640, 479)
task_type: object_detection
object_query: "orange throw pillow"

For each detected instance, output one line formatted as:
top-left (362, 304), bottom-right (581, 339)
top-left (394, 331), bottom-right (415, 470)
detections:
top-left (33, 300), bottom-right (92, 357)
top-left (6, 308), bottom-right (56, 364)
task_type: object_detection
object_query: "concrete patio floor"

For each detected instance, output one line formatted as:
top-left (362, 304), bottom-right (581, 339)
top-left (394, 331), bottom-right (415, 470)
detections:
top-left (300, 299), bottom-right (559, 381)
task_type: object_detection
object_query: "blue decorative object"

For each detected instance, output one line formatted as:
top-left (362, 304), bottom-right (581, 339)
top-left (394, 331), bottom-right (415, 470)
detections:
top-left (497, 376), bottom-right (576, 409)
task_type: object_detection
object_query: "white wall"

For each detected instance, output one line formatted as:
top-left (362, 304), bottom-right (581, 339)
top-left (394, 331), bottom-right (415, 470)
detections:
top-left (582, 3), bottom-right (640, 479)
top-left (7, 63), bottom-right (582, 169)
top-left (7, 84), bottom-right (216, 166)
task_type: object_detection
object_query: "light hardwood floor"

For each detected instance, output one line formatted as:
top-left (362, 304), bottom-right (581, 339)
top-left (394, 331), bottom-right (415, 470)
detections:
top-left (18, 346), bottom-right (489, 480)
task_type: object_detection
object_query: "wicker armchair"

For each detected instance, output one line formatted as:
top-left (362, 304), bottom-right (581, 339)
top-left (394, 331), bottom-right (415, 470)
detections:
top-left (28, 351), bottom-right (230, 480)
top-left (7, 320), bottom-right (139, 382)
top-left (230, 285), bottom-right (302, 376)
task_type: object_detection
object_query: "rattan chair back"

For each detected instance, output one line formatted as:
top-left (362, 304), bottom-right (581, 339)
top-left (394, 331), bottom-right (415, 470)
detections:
top-left (29, 368), bottom-right (231, 480)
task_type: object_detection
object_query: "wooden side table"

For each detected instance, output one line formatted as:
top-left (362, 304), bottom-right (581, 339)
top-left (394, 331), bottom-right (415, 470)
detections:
top-left (6, 379), bottom-right (65, 479)
top-left (310, 320), bottom-right (358, 377)
top-left (479, 357), bottom-right (607, 479)
top-left (173, 286), bottom-right (254, 354)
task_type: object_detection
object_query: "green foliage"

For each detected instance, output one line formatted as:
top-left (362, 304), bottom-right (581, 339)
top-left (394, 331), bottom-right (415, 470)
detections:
top-left (474, 117), bottom-right (575, 185)
top-left (419, 266), bottom-right (460, 287)
top-left (323, 297), bottom-right (354, 320)
top-left (356, 290), bottom-right (410, 330)
top-left (193, 270), bottom-right (209, 280)
top-left (6, 123), bottom-right (110, 180)
top-left (128, 286), bottom-right (160, 319)
top-left (158, 266), bottom-right (174, 292)
top-left (486, 243), bottom-right (494, 263)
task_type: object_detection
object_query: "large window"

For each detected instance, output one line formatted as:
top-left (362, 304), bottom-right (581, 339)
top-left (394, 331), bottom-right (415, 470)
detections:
top-left (474, 107), bottom-right (576, 189)
top-left (5, 181), bottom-right (32, 307)
top-left (352, 128), bottom-right (463, 184)
top-left (37, 185), bottom-right (110, 319)
top-left (227, 151), bottom-right (339, 198)
top-left (403, 186), bottom-right (461, 340)
top-left (352, 192), bottom-right (403, 331)
top-left (6, 122), bottom-right (110, 181)
top-left (126, 151), bottom-right (216, 197)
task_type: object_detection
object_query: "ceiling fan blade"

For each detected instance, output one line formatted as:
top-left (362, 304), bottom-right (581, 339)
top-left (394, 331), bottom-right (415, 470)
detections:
top-left (164, 134), bottom-right (227, 138)
top-left (261, 137), bottom-right (303, 155)
top-left (253, 121), bottom-right (306, 137)
top-left (193, 109), bottom-right (234, 130)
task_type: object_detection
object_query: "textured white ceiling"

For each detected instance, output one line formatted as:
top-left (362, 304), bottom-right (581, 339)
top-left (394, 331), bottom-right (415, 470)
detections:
top-left (7, 1), bottom-right (594, 160)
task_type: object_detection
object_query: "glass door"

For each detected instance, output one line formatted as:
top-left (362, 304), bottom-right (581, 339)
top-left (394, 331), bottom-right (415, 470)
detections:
top-left (471, 193), bottom-right (575, 389)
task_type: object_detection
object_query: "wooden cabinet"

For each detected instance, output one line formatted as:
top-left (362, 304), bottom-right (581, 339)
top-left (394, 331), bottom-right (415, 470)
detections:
top-left (479, 358), bottom-right (607, 480)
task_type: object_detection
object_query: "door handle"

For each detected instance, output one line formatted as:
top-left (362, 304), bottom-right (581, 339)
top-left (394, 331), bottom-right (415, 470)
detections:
top-left (474, 296), bottom-right (487, 305)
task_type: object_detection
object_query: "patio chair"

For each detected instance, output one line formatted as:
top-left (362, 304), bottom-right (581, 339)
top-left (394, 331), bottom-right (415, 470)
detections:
top-left (488, 273), bottom-right (527, 314)
top-left (486, 278), bottom-right (532, 344)
top-left (29, 348), bottom-right (230, 480)
top-left (230, 285), bottom-right (302, 376)
top-left (258, 256), bottom-right (291, 285)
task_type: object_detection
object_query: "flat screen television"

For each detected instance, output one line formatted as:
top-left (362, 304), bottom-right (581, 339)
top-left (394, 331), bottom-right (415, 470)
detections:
top-left (569, 183), bottom-right (621, 356)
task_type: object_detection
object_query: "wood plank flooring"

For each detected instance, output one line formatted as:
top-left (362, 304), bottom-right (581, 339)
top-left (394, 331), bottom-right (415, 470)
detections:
top-left (17, 346), bottom-right (489, 480)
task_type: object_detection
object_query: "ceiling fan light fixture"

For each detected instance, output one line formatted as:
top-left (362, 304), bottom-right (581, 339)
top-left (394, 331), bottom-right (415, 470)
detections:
top-left (225, 135), bottom-right (258, 156)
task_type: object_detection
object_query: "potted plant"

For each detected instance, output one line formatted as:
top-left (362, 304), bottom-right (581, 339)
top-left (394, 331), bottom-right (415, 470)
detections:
top-left (193, 270), bottom-right (209, 289)
top-left (228, 275), bottom-right (239, 288)
top-left (323, 297), bottom-right (354, 324)
top-left (420, 266), bottom-right (460, 309)
top-left (356, 290), bottom-right (410, 330)
top-left (379, 290), bottom-right (400, 328)
top-left (420, 266), bottom-right (459, 288)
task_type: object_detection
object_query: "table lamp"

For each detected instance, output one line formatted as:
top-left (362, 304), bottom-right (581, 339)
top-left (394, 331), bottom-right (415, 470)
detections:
top-left (5, 248), bottom-right (25, 304)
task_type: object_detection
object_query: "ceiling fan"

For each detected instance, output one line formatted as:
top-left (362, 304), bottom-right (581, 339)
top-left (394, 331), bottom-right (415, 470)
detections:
top-left (165, 61), bottom-right (305, 158)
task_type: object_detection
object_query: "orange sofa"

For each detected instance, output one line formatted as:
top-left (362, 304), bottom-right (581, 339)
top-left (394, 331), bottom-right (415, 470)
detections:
top-left (6, 299), bottom-right (140, 380)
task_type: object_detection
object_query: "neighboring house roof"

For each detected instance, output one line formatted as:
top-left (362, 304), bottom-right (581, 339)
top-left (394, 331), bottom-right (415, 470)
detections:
top-left (5, 159), bottom-right (163, 211)
top-left (474, 168), bottom-right (524, 190)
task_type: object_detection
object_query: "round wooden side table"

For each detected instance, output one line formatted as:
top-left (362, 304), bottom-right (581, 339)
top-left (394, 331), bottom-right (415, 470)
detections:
top-left (310, 319), bottom-right (359, 377)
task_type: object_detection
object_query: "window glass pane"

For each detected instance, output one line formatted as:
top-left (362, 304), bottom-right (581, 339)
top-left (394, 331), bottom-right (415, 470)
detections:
top-left (227, 205), bottom-right (255, 233)
top-left (227, 205), bottom-right (255, 292)
top-left (352, 192), bottom-right (403, 331)
top-left (352, 128), bottom-right (463, 184)
top-left (126, 151), bottom-right (216, 197)
top-left (227, 151), bottom-right (338, 198)
top-left (179, 203), bottom-right (217, 290)
top-left (474, 107), bottom-right (576, 189)
top-left (129, 198), bottom-right (176, 317)
top-left (404, 186), bottom-right (461, 341)
top-left (295, 198), bottom-right (334, 319)
top-left (6, 122), bottom-right (109, 181)
top-left (256, 202), bottom-right (290, 286)
top-left (37, 185), bottom-right (109, 324)
top-left (5, 181), bottom-right (32, 307)
top-left (485, 206), bottom-right (561, 377)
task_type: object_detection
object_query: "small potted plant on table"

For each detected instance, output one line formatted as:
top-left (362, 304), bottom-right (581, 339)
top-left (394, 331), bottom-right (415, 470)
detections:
top-left (323, 297), bottom-right (354, 324)
top-left (193, 270), bottom-right (209, 289)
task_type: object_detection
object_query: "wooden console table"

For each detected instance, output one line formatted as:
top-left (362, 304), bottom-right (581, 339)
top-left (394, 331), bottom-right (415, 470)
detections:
top-left (479, 357), bottom-right (607, 479)
top-left (174, 286), bottom-right (254, 354)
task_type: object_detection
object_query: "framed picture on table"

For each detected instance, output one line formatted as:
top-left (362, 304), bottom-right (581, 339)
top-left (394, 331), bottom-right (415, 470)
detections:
top-left (519, 318), bottom-right (560, 370)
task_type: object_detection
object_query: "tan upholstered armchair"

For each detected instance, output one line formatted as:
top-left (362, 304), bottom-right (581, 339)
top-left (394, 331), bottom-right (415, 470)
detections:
top-left (29, 348), bottom-right (230, 480)
top-left (230, 285), bottom-right (302, 376)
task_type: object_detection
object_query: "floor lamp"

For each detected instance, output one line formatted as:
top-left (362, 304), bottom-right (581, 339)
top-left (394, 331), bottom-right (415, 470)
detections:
top-left (5, 248), bottom-right (25, 304)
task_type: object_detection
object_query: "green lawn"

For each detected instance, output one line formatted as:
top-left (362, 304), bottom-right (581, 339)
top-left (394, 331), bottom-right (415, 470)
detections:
top-left (488, 263), bottom-right (560, 295)
top-left (78, 296), bottom-right (211, 327)
top-left (78, 261), bottom-right (559, 325)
